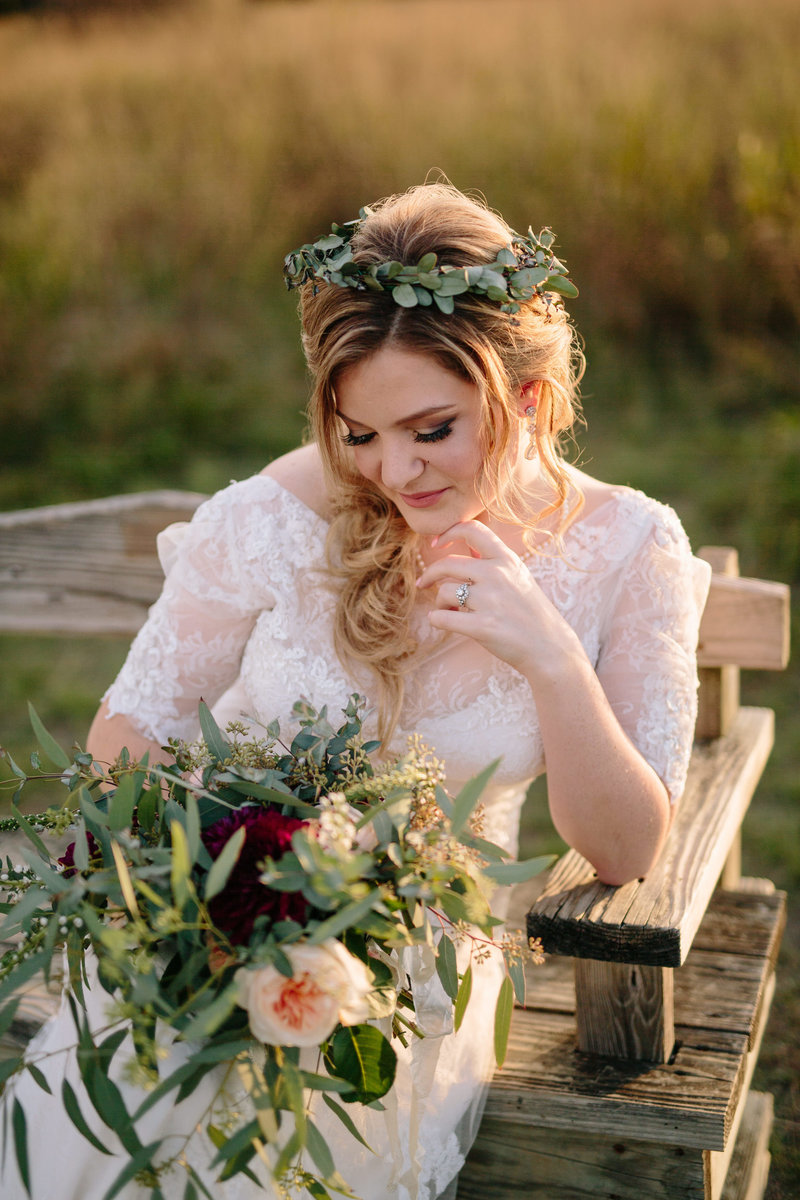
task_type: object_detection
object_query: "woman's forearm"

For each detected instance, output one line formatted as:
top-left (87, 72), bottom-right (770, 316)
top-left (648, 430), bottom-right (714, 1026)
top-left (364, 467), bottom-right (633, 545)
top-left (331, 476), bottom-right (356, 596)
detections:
top-left (524, 645), bottom-right (672, 886)
top-left (87, 699), bottom-right (168, 769)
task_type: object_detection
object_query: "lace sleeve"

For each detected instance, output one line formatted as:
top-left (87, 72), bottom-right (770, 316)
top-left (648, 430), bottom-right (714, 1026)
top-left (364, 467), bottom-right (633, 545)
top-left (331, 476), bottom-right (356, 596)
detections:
top-left (103, 478), bottom-right (281, 744)
top-left (596, 504), bottom-right (711, 803)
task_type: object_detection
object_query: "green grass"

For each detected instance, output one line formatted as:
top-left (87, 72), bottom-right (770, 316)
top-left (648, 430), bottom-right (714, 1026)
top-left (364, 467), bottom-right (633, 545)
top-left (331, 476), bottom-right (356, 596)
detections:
top-left (0, 0), bottom-right (798, 1191)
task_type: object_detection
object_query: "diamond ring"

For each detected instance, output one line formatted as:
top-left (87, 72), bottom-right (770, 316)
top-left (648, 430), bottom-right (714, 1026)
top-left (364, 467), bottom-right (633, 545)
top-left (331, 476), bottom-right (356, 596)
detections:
top-left (455, 581), bottom-right (471, 610)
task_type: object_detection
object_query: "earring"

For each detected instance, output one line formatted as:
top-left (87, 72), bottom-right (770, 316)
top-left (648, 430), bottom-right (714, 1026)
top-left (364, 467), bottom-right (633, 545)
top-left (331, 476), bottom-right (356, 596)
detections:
top-left (524, 405), bottom-right (537, 460)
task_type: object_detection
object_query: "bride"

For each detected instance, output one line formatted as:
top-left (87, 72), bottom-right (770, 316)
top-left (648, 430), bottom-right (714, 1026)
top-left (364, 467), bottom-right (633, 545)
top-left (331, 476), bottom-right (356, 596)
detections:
top-left (0, 183), bottom-right (709, 1199)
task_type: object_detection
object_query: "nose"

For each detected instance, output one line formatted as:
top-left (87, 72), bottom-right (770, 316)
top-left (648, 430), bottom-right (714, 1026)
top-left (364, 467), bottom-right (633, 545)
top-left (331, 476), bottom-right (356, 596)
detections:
top-left (379, 438), bottom-right (426, 491)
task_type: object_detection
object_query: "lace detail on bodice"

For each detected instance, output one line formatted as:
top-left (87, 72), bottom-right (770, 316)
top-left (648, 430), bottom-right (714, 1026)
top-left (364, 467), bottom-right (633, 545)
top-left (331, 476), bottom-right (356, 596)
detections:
top-left (105, 473), bottom-right (710, 825)
top-left (15, 470), bottom-right (712, 1200)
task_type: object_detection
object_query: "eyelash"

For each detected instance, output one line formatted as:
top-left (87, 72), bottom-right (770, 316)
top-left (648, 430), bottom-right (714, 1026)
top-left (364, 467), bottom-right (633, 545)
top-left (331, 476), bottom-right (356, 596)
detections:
top-left (341, 421), bottom-right (454, 448)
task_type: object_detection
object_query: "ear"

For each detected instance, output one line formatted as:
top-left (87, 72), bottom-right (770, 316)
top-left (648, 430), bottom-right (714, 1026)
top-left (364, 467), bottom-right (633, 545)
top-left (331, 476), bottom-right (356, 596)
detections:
top-left (519, 379), bottom-right (543, 415)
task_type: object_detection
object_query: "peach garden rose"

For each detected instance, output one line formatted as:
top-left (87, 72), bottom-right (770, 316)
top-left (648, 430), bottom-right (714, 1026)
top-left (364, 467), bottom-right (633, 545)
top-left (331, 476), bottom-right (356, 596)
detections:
top-left (234, 940), bottom-right (375, 1047)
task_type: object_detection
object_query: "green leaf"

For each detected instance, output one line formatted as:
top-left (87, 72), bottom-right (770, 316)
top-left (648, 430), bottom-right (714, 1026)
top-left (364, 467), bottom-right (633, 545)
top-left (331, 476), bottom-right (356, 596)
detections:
top-left (12, 1098), bottom-right (31, 1196)
top-left (108, 772), bottom-right (137, 832)
top-left (170, 820), bottom-right (192, 908)
top-left (28, 702), bottom-right (70, 769)
top-left (307, 891), bottom-right (379, 945)
top-left (297, 1070), bottom-right (352, 1095)
top-left (204, 825), bottom-right (246, 902)
top-left (435, 271), bottom-right (470, 296)
top-left (306, 1118), bottom-right (335, 1177)
top-left (324, 1024), bottom-right (397, 1104)
top-left (1, 749), bottom-right (27, 780)
top-left (321, 1094), bottom-right (375, 1152)
top-left (24, 1062), bottom-right (52, 1095)
top-left (412, 286), bottom-right (433, 306)
top-left (435, 933), bottom-right (458, 1002)
top-left (391, 283), bottom-right (418, 308)
top-left (494, 975), bottom-right (514, 1067)
top-left (62, 1077), bottom-right (114, 1154)
top-left (198, 700), bottom-right (230, 765)
top-left (432, 292), bottom-right (455, 314)
top-left (180, 984), bottom-right (238, 1042)
top-left (9, 804), bottom-right (48, 861)
top-left (0, 950), bottom-right (52, 1008)
top-left (315, 233), bottom-right (344, 250)
top-left (482, 854), bottom-right (555, 885)
top-left (0, 995), bottom-right (21, 1039)
top-left (101, 1142), bottom-right (164, 1200)
top-left (545, 275), bottom-right (579, 298)
top-left (507, 954), bottom-right (526, 1006)
top-left (184, 1166), bottom-right (217, 1200)
top-left (136, 785), bottom-right (160, 834)
top-left (417, 252), bottom-right (437, 272)
top-left (451, 759), bottom-right (500, 835)
top-left (454, 963), bottom-right (472, 1032)
top-left (0, 1058), bottom-right (20, 1088)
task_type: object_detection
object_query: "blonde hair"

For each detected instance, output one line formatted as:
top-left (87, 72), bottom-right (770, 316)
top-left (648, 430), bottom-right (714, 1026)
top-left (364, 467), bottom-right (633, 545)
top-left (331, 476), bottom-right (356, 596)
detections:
top-left (299, 183), bottom-right (584, 741)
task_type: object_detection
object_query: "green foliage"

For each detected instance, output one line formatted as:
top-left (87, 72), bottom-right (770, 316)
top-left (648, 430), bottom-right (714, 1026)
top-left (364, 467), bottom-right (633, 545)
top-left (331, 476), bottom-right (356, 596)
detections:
top-left (284, 215), bottom-right (576, 314)
top-left (0, 698), bottom-right (548, 1194)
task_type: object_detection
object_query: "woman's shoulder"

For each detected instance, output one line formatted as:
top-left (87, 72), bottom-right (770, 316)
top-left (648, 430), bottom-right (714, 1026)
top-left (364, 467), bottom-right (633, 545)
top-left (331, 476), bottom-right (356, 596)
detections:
top-left (260, 444), bottom-right (332, 520)
top-left (566, 467), bottom-right (691, 558)
top-left (570, 467), bottom-right (684, 530)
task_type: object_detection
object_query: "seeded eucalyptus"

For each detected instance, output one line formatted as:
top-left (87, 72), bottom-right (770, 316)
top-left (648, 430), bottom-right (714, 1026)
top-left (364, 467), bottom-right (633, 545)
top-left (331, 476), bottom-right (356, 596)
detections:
top-left (283, 207), bottom-right (578, 314)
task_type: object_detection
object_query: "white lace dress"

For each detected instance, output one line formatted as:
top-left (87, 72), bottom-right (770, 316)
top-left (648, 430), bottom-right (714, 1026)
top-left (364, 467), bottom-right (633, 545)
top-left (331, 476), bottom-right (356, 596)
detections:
top-left (0, 474), bottom-right (710, 1200)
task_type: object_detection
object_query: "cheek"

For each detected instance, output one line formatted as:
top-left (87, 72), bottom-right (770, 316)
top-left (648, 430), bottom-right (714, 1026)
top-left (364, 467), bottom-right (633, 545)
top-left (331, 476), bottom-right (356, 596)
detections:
top-left (351, 446), bottom-right (380, 482)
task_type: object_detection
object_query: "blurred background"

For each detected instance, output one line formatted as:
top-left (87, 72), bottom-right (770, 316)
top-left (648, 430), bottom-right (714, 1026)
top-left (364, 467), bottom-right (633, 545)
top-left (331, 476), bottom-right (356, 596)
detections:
top-left (0, 0), bottom-right (797, 1192)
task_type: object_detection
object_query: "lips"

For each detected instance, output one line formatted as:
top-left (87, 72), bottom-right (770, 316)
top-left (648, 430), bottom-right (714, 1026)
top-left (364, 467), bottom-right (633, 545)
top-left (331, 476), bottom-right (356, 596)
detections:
top-left (398, 488), bottom-right (448, 508)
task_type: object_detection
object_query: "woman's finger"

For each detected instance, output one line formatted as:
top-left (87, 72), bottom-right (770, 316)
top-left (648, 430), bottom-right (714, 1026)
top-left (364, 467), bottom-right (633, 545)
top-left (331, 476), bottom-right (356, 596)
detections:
top-left (432, 520), bottom-right (513, 560)
top-left (429, 579), bottom-right (477, 612)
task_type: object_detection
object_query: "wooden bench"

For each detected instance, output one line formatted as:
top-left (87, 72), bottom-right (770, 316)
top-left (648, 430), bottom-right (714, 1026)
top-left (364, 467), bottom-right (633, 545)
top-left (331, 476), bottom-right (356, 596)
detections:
top-left (0, 494), bottom-right (792, 1200)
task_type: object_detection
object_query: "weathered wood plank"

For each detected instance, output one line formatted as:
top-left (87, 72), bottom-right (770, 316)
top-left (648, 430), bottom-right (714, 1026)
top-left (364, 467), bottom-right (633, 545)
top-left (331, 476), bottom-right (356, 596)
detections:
top-left (527, 708), bottom-right (774, 965)
top-left (717, 1092), bottom-right (772, 1200)
top-left (0, 491), bottom-right (206, 634)
top-left (458, 1114), bottom-right (709, 1199)
top-left (483, 888), bottom-right (784, 1152)
top-left (458, 1087), bottom-right (773, 1200)
top-left (697, 547), bottom-right (741, 740)
top-left (574, 960), bottom-right (675, 1062)
top-left (483, 972), bottom-right (774, 1153)
top-left (0, 503), bottom-right (790, 669)
top-left (697, 574), bottom-right (789, 671)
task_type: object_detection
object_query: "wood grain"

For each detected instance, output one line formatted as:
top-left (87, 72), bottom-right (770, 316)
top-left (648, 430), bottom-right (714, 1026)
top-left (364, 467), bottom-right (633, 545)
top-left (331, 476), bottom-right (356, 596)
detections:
top-left (527, 708), bottom-right (775, 965)
top-left (574, 960), bottom-right (675, 1062)
top-left (0, 491), bottom-right (206, 634)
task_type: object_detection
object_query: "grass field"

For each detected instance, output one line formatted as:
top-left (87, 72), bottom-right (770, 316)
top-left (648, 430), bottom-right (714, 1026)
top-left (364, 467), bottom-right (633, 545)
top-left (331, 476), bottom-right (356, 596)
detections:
top-left (0, 0), bottom-right (798, 1192)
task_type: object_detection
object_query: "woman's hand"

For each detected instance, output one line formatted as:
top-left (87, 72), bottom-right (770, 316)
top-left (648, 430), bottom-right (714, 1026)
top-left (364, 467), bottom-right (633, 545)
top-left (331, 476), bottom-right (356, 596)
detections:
top-left (417, 519), bottom-right (671, 887)
top-left (417, 520), bottom-right (582, 681)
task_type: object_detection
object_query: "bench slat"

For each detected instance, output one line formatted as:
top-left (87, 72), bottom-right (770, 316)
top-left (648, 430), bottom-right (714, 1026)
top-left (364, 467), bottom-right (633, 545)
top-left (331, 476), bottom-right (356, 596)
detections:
top-left (527, 708), bottom-right (775, 966)
top-left (0, 491), bottom-right (206, 634)
top-left (481, 887), bottom-right (785, 1153)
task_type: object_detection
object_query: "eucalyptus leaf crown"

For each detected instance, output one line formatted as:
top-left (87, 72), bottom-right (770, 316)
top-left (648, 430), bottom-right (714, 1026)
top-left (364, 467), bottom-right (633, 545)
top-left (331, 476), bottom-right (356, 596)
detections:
top-left (283, 207), bottom-right (578, 315)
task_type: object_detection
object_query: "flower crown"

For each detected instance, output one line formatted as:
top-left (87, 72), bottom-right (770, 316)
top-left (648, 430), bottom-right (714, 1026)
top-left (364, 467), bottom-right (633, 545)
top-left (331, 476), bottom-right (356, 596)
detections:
top-left (283, 207), bottom-right (578, 315)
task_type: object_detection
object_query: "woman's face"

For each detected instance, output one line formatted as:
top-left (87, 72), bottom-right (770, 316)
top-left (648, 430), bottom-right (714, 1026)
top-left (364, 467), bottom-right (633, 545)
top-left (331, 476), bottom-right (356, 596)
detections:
top-left (334, 345), bottom-right (489, 536)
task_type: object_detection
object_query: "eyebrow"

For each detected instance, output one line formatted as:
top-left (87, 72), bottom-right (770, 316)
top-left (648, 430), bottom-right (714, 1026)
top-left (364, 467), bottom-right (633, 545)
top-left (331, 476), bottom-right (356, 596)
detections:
top-left (336, 404), bottom-right (456, 429)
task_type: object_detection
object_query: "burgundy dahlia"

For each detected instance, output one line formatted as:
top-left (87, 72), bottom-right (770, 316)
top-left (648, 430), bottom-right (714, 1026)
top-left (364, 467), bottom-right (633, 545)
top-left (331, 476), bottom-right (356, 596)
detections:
top-left (58, 831), bottom-right (101, 878)
top-left (201, 807), bottom-right (309, 945)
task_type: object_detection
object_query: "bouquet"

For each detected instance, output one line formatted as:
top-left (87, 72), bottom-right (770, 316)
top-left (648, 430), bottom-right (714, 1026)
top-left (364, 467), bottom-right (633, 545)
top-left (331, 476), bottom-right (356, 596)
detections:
top-left (0, 695), bottom-right (549, 1199)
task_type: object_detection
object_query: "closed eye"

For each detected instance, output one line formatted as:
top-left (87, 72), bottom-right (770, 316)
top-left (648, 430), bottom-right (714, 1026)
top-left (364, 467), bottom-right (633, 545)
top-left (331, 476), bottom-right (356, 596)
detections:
top-left (414, 420), bottom-right (454, 444)
top-left (341, 430), bottom-right (376, 447)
